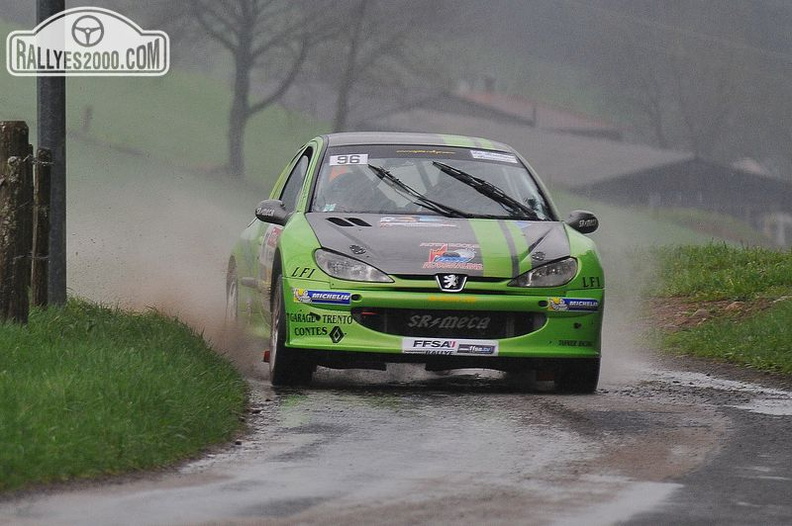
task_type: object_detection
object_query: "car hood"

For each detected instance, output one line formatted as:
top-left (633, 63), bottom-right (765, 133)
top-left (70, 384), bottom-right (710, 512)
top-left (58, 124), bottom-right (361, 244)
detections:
top-left (305, 213), bottom-right (570, 278)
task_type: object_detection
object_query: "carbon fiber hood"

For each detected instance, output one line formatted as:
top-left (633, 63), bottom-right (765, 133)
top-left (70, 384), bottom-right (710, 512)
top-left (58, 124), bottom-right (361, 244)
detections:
top-left (305, 213), bottom-right (570, 278)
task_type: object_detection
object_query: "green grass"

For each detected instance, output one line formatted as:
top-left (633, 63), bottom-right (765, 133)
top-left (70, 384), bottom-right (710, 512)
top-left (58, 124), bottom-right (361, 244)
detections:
top-left (649, 244), bottom-right (792, 300)
top-left (0, 300), bottom-right (247, 493)
top-left (663, 300), bottom-right (792, 374)
top-left (649, 244), bottom-right (792, 374)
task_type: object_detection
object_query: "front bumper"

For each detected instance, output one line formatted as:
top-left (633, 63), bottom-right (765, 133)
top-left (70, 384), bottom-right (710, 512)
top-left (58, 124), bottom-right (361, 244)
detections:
top-left (283, 276), bottom-right (604, 362)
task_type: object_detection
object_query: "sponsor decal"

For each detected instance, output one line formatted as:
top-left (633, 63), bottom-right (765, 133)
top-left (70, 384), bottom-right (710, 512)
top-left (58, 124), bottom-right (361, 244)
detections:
top-left (329, 153), bottom-right (368, 166)
top-left (291, 267), bottom-right (316, 279)
top-left (379, 216), bottom-right (458, 228)
top-left (470, 150), bottom-right (518, 164)
top-left (395, 149), bottom-right (456, 156)
top-left (547, 297), bottom-right (600, 312)
top-left (322, 314), bottom-right (353, 324)
top-left (264, 228), bottom-right (281, 247)
top-left (288, 313), bottom-right (354, 325)
top-left (260, 226), bottom-right (281, 269)
top-left (582, 276), bottom-right (602, 288)
top-left (293, 326), bottom-right (328, 336)
top-left (293, 289), bottom-right (352, 305)
top-left (421, 242), bottom-right (483, 271)
top-left (457, 343), bottom-right (498, 355)
top-left (407, 313), bottom-right (490, 330)
top-left (559, 340), bottom-right (594, 347)
top-left (288, 312), bottom-right (321, 323)
top-left (402, 338), bottom-right (498, 356)
top-left (7, 7), bottom-right (169, 76)
top-left (330, 326), bottom-right (345, 343)
top-left (427, 295), bottom-right (477, 303)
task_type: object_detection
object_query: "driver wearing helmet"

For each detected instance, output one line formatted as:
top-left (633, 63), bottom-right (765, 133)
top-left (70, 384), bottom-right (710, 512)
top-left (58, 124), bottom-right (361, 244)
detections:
top-left (315, 165), bottom-right (392, 213)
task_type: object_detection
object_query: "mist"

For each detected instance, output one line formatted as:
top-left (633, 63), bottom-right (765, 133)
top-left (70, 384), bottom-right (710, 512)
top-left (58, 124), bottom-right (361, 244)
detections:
top-left (2, 1), bottom-right (790, 378)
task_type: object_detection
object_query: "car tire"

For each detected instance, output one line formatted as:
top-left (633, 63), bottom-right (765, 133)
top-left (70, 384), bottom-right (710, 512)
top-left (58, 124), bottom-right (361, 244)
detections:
top-left (269, 276), bottom-right (314, 386)
top-left (225, 260), bottom-right (239, 324)
top-left (555, 357), bottom-right (600, 394)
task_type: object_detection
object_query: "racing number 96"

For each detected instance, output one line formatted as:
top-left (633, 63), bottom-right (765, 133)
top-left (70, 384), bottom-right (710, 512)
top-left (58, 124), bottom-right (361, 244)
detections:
top-left (330, 153), bottom-right (368, 166)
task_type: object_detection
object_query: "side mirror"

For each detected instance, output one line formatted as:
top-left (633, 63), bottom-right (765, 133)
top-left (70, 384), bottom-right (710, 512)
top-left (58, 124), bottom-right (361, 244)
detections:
top-left (255, 199), bottom-right (290, 226)
top-left (566, 210), bottom-right (599, 234)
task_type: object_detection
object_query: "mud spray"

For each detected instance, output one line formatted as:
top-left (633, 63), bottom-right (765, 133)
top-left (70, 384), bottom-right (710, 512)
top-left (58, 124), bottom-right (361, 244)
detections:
top-left (67, 158), bottom-right (266, 377)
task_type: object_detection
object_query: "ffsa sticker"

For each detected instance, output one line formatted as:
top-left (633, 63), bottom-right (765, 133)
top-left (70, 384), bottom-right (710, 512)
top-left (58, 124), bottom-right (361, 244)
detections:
top-left (329, 154), bottom-right (368, 166)
top-left (402, 338), bottom-right (498, 356)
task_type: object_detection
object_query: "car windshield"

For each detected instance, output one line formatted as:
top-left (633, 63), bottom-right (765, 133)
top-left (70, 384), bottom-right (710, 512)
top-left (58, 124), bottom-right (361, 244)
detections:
top-left (311, 145), bottom-right (554, 220)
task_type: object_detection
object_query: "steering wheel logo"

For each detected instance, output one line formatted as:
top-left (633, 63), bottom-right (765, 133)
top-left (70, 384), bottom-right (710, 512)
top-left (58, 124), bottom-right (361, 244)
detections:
top-left (71, 15), bottom-right (104, 47)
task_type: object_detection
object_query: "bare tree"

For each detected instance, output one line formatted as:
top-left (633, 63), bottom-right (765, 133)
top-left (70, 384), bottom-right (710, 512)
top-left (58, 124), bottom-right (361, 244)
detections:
top-left (585, 5), bottom-right (754, 160)
top-left (313, 0), bottom-right (453, 132)
top-left (157, 0), bottom-right (323, 177)
top-left (601, 32), bottom-right (672, 149)
top-left (668, 44), bottom-right (747, 159)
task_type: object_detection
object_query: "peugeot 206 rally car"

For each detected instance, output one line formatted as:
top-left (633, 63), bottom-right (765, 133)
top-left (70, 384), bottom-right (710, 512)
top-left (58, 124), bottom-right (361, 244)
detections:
top-left (226, 132), bottom-right (604, 392)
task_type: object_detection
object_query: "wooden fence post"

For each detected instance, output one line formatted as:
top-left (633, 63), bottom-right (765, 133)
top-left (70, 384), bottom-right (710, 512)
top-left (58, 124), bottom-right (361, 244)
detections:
top-left (0, 121), bottom-right (33, 324)
top-left (32, 148), bottom-right (51, 308)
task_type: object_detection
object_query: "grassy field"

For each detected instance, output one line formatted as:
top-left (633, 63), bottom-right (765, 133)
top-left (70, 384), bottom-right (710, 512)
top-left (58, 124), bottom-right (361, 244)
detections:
top-left (648, 245), bottom-right (792, 374)
top-left (0, 300), bottom-right (247, 493)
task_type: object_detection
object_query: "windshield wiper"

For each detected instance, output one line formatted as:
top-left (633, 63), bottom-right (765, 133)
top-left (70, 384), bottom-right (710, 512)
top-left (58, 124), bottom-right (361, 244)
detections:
top-left (367, 164), bottom-right (471, 218)
top-left (432, 161), bottom-right (540, 220)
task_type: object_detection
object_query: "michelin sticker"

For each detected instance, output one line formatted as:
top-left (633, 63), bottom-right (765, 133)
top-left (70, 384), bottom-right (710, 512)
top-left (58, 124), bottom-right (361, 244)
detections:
top-left (293, 289), bottom-right (352, 305)
top-left (547, 297), bottom-right (600, 312)
top-left (402, 338), bottom-right (498, 356)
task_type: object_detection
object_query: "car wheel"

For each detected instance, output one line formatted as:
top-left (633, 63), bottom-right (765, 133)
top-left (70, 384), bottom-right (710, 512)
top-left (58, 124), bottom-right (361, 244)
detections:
top-left (555, 357), bottom-right (600, 394)
top-left (225, 260), bottom-right (239, 324)
top-left (269, 276), bottom-right (314, 386)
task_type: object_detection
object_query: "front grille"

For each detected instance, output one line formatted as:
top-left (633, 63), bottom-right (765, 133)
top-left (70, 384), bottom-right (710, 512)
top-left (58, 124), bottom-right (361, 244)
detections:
top-left (352, 308), bottom-right (546, 339)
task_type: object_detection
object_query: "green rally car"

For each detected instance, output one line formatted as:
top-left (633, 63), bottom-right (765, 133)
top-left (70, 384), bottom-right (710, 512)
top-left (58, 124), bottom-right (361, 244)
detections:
top-left (227, 132), bottom-right (604, 392)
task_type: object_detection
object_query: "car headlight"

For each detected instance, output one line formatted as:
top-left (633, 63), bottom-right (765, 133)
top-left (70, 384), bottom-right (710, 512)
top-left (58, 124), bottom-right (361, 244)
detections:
top-left (314, 249), bottom-right (393, 283)
top-left (509, 257), bottom-right (578, 288)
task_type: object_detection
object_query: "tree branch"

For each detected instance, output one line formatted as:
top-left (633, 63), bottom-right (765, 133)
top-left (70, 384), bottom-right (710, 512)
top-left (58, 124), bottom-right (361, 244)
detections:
top-left (193, 8), bottom-right (236, 51)
top-left (248, 39), bottom-right (310, 116)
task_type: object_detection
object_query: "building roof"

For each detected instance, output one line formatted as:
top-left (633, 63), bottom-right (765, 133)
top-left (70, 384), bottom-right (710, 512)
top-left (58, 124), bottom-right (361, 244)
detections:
top-left (369, 109), bottom-right (692, 189)
top-left (456, 91), bottom-right (624, 138)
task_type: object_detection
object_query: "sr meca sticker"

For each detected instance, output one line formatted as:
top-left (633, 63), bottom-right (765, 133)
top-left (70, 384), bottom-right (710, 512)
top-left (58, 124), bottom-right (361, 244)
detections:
top-left (7, 7), bottom-right (169, 76)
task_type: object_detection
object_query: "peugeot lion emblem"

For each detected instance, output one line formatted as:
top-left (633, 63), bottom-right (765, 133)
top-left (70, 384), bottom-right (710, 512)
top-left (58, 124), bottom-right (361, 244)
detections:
top-left (436, 274), bottom-right (467, 293)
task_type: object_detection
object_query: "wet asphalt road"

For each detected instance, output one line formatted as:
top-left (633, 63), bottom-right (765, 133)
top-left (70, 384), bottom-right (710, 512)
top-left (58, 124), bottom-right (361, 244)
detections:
top-left (2, 352), bottom-right (792, 526)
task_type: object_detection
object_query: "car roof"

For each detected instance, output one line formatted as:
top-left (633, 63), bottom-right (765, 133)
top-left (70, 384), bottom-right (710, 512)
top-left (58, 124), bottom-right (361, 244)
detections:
top-left (323, 131), bottom-right (517, 152)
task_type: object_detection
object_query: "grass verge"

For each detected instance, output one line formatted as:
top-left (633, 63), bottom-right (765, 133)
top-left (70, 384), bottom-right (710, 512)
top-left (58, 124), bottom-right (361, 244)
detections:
top-left (647, 244), bottom-right (792, 374)
top-left (0, 300), bottom-right (247, 493)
